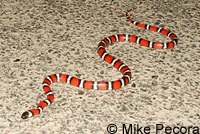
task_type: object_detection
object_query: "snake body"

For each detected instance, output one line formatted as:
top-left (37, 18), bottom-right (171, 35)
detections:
top-left (21, 9), bottom-right (178, 119)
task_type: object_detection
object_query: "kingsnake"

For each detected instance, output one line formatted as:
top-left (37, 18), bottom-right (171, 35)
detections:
top-left (21, 9), bottom-right (178, 119)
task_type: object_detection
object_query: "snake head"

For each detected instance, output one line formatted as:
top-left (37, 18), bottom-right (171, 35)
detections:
top-left (21, 111), bottom-right (29, 119)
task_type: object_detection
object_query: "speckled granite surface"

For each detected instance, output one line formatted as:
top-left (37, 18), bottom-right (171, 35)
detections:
top-left (0, 0), bottom-right (199, 134)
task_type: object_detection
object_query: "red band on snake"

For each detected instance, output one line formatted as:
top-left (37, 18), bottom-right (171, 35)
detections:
top-left (21, 9), bottom-right (178, 119)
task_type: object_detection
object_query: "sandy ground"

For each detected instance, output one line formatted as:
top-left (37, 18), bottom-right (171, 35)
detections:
top-left (0, 0), bottom-right (199, 134)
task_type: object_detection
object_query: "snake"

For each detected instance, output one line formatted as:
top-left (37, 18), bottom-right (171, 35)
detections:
top-left (21, 9), bottom-right (178, 119)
